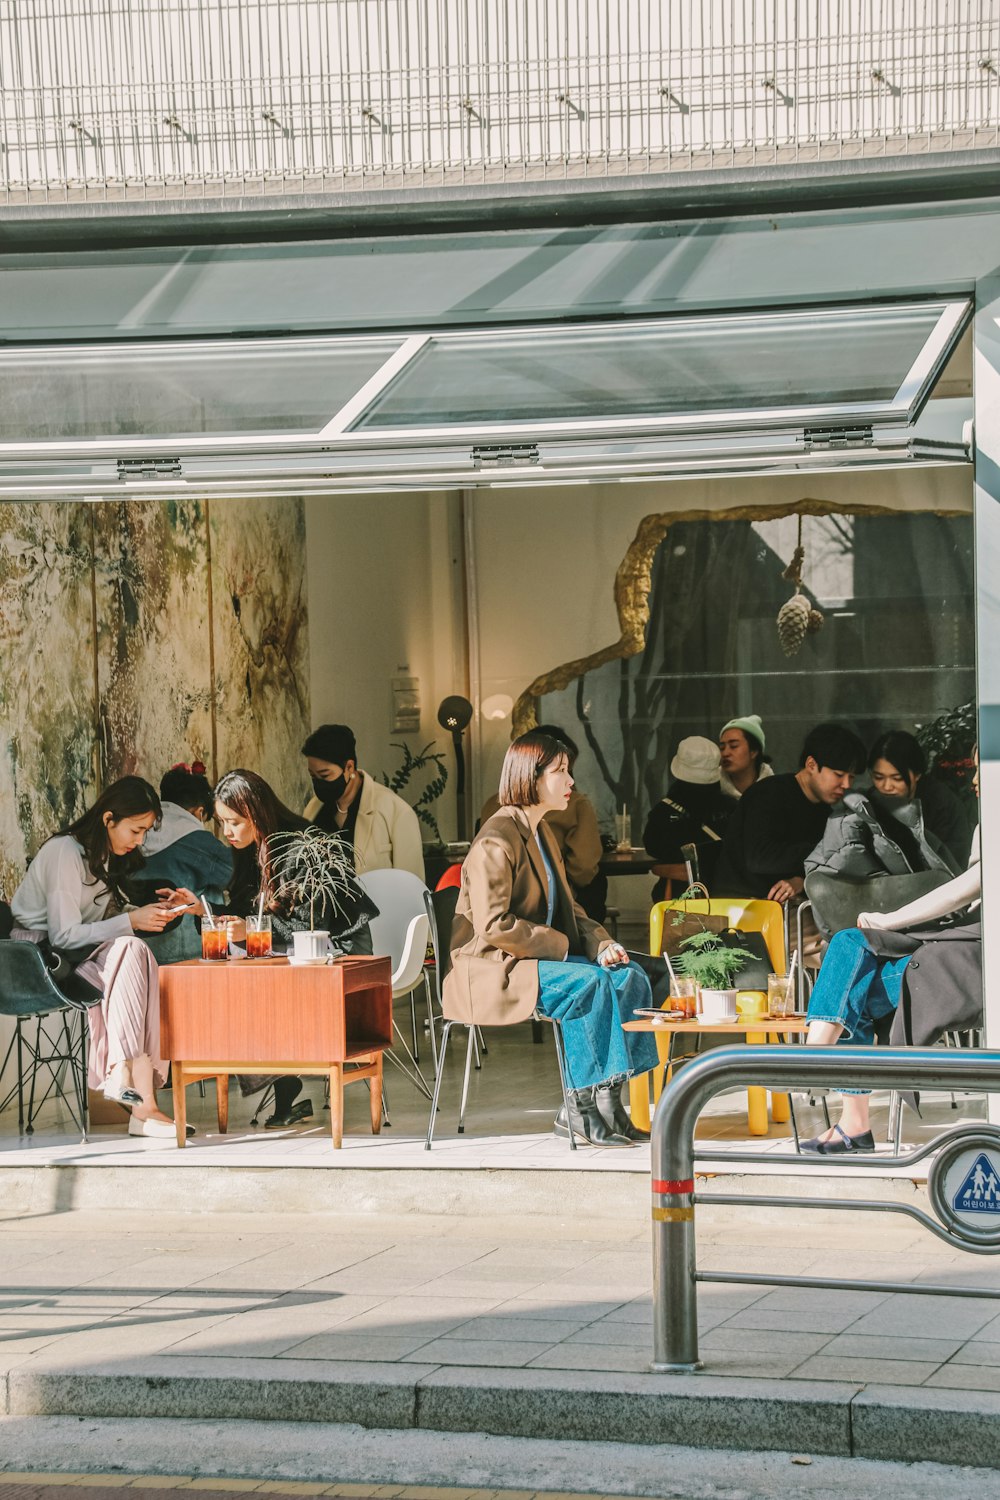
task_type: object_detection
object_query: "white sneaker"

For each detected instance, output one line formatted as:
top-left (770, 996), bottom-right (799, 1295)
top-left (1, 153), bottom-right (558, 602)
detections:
top-left (128, 1116), bottom-right (195, 1139)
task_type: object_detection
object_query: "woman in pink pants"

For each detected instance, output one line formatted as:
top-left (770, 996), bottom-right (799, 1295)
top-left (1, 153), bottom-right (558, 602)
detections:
top-left (12, 777), bottom-right (198, 1139)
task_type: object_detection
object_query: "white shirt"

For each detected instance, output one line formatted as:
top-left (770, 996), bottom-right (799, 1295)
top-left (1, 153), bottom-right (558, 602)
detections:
top-left (11, 835), bottom-right (134, 952)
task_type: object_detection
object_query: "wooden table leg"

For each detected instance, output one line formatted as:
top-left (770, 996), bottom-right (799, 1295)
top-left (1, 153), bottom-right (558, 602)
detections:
top-left (329, 1063), bottom-right (344, 1148)
top-left (745, 1031), bottom-right (769, 1136)
top-left (173, 1063), bottom-right (188, 1149)
top-left (768, 1034), bottom-right (791, 1123)
top-left (370, 1053), bottom-right (383, 1135)
top-left (216, 1074), bottom-right (229, 1134)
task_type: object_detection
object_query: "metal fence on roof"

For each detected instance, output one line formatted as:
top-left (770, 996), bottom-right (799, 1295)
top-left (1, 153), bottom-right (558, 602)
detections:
top-left (1, 1), bottom-right (998, 202)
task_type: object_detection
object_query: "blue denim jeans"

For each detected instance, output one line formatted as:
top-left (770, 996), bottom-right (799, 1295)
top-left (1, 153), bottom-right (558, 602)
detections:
top-left (806, 927), bottom-right (911, 1094)
top-left (535, 955), bottom-right (659, 1091)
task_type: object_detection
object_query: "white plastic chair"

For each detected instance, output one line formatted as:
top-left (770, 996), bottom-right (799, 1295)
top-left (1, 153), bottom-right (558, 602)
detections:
top-left (358, 869), bottom-right (433, 1100)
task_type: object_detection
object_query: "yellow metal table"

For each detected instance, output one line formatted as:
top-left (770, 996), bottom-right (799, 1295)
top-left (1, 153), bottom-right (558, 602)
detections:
top-left (623, 1014), bottom-right (810, 1136)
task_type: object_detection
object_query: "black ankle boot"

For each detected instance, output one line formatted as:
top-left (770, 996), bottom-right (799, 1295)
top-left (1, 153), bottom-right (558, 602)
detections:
top-left (553, 1087), bottom-right (635, 1147)
top-left (595, 1080), bottom-right (650, 1143)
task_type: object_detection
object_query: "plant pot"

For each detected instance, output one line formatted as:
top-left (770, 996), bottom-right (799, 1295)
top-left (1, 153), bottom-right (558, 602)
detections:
top-left (290, 930), bottom-right (332, 965)
top-left (699, 987), bottom-right (738, 1023)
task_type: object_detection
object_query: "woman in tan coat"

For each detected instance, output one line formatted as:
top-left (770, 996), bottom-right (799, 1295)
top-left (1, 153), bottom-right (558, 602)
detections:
top-left (446, 731), bottom-right (659, 1146)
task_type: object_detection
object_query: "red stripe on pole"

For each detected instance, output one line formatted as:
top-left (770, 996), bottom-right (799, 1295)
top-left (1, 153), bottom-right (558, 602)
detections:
top-left (652, 1178), bottom-right (694, 1195)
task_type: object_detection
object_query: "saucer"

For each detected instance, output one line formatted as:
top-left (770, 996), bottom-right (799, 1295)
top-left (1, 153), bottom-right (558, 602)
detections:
top-left (288, 956), bottom-right (330, 967)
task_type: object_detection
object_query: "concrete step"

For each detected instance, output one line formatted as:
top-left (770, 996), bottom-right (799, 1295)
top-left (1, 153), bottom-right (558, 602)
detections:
top-left (4, 1357), bottom-right (1000, 1470)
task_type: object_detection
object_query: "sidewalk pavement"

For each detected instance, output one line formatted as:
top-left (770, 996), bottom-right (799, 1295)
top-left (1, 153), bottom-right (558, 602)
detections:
top-left (3, 1204), bottom-right (1000, 1470)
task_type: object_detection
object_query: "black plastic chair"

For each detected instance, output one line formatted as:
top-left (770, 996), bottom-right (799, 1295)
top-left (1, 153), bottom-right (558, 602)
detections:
top-left (423, 887), bottom-right (576, 1151)
top-left (0, 938), bottom-right (100, 1140)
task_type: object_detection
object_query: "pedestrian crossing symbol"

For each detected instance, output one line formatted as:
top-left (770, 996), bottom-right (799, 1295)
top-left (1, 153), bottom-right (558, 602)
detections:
top-left (953, 1153), bottom-right (1000, 1215)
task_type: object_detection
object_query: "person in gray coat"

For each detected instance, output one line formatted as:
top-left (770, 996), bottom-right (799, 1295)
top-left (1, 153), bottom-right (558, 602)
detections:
top-left (806, 731), bottom-right (960, 884)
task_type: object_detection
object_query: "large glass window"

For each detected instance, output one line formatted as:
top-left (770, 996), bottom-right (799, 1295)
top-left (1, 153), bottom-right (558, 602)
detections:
top-left (0, 337), bottom-right (403, 443)
top-left (537, 510), bottom-right (977, 839)
top-left (354, 302), bottom-right (966, 432)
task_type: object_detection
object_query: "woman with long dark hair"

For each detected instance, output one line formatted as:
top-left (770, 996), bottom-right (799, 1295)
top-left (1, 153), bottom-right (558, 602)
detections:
top-left (11, 776), bottom-right (196, 1138)
top-left (446, 732), bottom-right (660, 1147)
top-left (214, 769), bottom-right (378, 1127)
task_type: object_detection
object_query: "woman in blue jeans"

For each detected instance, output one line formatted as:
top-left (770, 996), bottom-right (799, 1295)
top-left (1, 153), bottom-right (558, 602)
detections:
top-left (446, 730), bottom-right (659, 1147)
top-left (804, 822), bottom-right (981, 1154)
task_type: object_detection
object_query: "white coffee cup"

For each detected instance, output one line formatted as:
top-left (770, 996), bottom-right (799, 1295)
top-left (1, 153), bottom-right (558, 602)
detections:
top-left (699, 987), bottom-right (738, 1023)
top-left (292, 930), bottom-right (332, 964)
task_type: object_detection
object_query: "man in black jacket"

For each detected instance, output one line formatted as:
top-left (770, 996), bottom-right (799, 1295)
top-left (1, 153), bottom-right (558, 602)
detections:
top-left (714, 722), bottom-right (867, 903)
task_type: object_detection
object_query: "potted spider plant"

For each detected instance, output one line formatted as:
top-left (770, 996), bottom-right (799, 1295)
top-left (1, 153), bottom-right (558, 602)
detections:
top-left (266, 827), bottom-right (378, 961)
top-left (675, 929), bottom-right (749, 1022)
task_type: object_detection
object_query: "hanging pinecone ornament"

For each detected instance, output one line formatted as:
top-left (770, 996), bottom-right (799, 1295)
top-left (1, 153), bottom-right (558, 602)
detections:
top-left (777, 592), bottom-right (811, 657)
top-left (807, 607), bottom-right (824, 635)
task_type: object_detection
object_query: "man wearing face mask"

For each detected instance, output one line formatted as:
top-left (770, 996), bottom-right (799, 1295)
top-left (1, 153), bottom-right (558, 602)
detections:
top-left (302, 723), bottom-right (425, 880)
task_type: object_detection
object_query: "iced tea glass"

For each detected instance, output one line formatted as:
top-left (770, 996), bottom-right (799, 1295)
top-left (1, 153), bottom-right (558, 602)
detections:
top-left (246, 914), bottom-right (273, 959)
top-left (767, 972), bottom-right (795, 1017)
top-left (669, 975), bottom-right (699, 1018)
top-left (201, 916), bottom-right (229, 961)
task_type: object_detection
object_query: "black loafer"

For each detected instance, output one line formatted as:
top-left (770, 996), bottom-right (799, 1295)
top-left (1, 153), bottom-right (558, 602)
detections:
top-left (264, 1099), bottom-right (314, 1130)
top-left (801, 1124), bottom-right (875, 1154)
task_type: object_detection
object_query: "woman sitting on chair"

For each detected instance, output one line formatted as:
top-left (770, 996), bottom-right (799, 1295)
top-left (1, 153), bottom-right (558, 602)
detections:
top-left (11, 777), bottom-right (197, 1138)
top-left (802, 758), bottom-right (981, 1154)
top-left (214, 769), bottom-right (378, 1128)
top-left (445, 731), bottom-right (659, 1148)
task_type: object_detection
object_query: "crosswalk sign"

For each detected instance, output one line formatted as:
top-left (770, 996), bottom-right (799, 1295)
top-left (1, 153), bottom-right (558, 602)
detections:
top-left (953, 1153), bottom-right (1000, 1215)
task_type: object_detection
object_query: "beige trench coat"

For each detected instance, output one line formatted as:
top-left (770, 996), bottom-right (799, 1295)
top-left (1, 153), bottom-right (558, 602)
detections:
top-left (443, 805), bottom-right (610, 1027)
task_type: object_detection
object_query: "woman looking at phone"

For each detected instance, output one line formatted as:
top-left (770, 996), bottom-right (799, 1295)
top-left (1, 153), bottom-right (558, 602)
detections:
top-left (11, 777), bottom-right (197, 1138)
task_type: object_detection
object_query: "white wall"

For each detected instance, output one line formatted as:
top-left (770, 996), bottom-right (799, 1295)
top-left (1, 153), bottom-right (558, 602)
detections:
top-left (303, 490), bottom-right (467, 840)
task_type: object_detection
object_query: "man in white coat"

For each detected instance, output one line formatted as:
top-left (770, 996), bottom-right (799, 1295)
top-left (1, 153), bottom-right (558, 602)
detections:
top-left (302, 723), bottom-right (424, 881)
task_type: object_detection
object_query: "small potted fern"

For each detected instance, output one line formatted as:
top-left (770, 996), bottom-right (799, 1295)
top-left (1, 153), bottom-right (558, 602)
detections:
top-left (266, 827), bottom-right (378, 961)
top-left (675, 930), bottom-right (748, 1022)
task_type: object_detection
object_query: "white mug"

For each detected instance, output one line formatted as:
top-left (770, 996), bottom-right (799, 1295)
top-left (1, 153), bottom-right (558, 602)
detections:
top-left (292, 930), bottom-right (332, 964)
top-left (699, 987), bottom-right (738, 1023)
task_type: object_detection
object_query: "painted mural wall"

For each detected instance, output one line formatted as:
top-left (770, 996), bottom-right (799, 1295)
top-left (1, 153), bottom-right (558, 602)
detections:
top-left (0, 496), bottom-right (309, 898)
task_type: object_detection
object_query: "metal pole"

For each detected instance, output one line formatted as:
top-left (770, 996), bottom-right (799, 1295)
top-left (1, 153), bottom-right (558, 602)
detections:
top-left (650, 1043), bottom-right (1000, 1373)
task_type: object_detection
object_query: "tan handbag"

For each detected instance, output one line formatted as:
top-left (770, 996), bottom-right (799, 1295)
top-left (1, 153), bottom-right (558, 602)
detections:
top-left (659, 883), bottom-right (729, 957)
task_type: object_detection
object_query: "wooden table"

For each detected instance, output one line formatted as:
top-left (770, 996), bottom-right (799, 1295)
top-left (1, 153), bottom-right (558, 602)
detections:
top-left (598, 847), bottom-right (657, 878)
top-left (159, 954), bottom-right (393, 1149)
top-left (623, 1014), bottom-right (810, 1136)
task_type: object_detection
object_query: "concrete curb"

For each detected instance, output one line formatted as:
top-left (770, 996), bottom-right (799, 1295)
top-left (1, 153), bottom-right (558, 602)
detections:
top-left (7, 1357), bottom-right (1000, 1468)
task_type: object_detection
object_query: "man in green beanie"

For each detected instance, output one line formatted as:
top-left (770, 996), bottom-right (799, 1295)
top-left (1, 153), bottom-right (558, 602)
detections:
top-left (719, 714), bottom-right (772, 800)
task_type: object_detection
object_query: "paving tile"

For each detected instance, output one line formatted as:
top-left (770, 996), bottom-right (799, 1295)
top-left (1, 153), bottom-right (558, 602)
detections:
top-left (789, 1355), bottom-right (943, 1385)
top-left (525, 1344), bottom-right (652, 1373)
top-left (399, 1337), bottom-right (547, 1367)
top-left (695, 1349), bottom-right (806, 1379)
top-left (699, 1326), bottom-right (833, 1359)
top-left (821, 1333), bottom-right (965, 1362)
top-left (439, 1316), bottom-right (584, 1344)
top-left (846, 1294), bottom-right (1000, 1341)
top-left (504, 1297), bottom-right (624, 1320)
top-left (279, 1331), bottom-right (437, 1361)
top-left (717, 1305), bottom-right (866, 1335)
top-left (924, 1363), bottom-right (1000, 1392)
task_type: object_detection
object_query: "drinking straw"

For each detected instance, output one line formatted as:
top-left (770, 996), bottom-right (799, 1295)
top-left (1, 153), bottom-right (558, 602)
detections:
top-left (257, 888), bottom-right (266, 923)
top-left (787, 946), bottom-right (799, 1005)
top-left (201, 895), bottom-right (213, 918)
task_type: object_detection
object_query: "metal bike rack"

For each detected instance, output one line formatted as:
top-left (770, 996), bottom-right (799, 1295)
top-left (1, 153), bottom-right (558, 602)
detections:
top-left (651, 1043), bottom-right (1000, 1372)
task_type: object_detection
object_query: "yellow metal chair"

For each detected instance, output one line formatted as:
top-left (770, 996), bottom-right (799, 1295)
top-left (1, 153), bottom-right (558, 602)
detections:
top-left (630, 896), bottom-right (790, 1135)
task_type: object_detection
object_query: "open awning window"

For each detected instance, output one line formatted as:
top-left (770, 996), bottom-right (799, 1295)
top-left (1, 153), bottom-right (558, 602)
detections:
top-left (0, 298), bottom-right (971, 497)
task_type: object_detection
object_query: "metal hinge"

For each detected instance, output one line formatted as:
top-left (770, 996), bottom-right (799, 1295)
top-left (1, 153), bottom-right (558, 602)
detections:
top-left (471, 443), bottom-right (540, 469)
top-left (117, 456), bottom-right (183, 479)
top-left (802, 426), bottom-right (875, 450)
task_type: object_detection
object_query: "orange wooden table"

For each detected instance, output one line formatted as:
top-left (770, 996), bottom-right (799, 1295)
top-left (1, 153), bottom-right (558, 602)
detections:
top-left (159, 954), bottom-right (393, 1149)
top-left (623, 1014), bottom-right (810, 1135)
